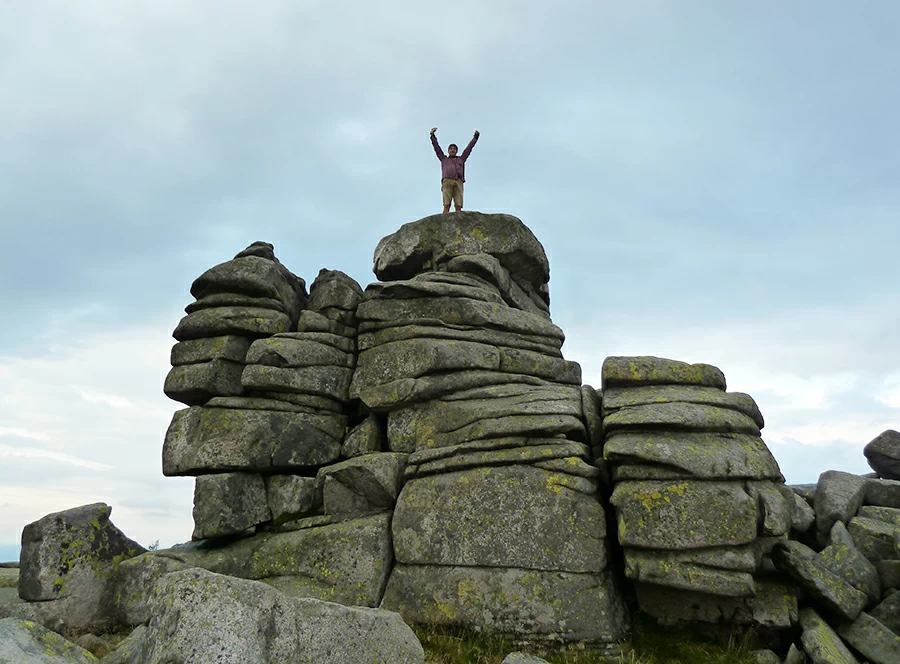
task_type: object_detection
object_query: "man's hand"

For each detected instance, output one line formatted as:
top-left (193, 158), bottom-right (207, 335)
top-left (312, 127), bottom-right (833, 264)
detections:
top-left (430, 127), bottom-right (437, 135)
top-left (474, 130), bottom-right (480, 136)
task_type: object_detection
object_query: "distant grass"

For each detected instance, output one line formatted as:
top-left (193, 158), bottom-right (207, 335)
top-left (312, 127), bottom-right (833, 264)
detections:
top-left (414, 614), bottom-right (759, 664)
top-left (0, 569), bottom-right (18, 589)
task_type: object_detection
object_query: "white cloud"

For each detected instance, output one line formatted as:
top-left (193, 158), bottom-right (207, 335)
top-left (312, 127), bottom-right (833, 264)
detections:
top-left (0, 445), bottom-right (112, 472)
top-left (0, 427), bottom-right (51, 442)
top-left (561, 302), bottom-right (900, 483)
top-left (0, 319), bottom-right (193, 552)
top-left (876, 372), bottom-right (900, 409)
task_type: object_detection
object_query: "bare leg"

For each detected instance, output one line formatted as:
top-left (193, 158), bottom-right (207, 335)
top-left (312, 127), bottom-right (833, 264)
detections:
top-left (454, 205), bottom-right (462, 212)
top-left (442, 205), bottom-right (450, 214)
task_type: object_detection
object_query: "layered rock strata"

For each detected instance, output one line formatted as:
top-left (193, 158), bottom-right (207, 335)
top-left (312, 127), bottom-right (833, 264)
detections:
top-left (160, 248), bottom-right (404, 605)
top-left (360, 213), bottom-right (626, 644)
top-left (602, 356), bottom-right (797, 626)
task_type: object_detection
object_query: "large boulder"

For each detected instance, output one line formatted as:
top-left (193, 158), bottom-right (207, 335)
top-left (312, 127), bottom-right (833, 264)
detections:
top-left (372, 212), bottom-right (550, 290)
top-left (191, 473), bottom-right (271, 540)
top-left (0, 617), bottom-right (98, 663)
top-left (127, 568), bottom-right (424, 664)
top-left (865, 430), bottom-right (900, 480)
top-left (18, 504), bottom-right (145, 633)
top-left (162, 407), bottom-right (343, 475)
top-left (815, 470), bottom-right (867, 543)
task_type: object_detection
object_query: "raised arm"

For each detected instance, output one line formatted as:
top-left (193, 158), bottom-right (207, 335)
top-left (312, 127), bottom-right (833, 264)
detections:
top-left (462, 130), bottom-right (480, 160)
top-left (430, 127), bottom-right (445, 161)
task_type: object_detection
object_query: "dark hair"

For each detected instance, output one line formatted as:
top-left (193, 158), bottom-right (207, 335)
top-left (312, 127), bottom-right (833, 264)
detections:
top-left (448, 143), bottom-right (458, 151)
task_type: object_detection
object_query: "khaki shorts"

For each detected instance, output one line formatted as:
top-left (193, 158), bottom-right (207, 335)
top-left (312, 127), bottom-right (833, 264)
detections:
top-left (441, 178), bottom-right (464, 208)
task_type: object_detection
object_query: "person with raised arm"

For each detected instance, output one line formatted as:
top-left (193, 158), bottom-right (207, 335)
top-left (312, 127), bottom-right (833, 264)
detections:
top-left (430, 127), bottom-right (479, 214)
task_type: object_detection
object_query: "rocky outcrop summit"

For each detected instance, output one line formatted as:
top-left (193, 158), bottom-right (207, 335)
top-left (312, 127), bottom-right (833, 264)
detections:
top-left (3, 211), bottom-right (900, 664)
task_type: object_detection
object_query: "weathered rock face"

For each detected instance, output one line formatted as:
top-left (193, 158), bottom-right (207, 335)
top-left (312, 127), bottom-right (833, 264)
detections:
top-left (865, 430), bottom-right (900, 480)
top-left (602, 356), bottom-right (794, 626)
top-left (16, 503), bottom-right (145, 634)
top-left (126, 568), bottom-right (424, 664)
top-left (361, 214), bottom-right (626, 643)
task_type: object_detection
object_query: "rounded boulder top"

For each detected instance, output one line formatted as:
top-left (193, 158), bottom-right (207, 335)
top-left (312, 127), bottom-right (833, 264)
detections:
top-left (373, 212), bottom-right (550, 287)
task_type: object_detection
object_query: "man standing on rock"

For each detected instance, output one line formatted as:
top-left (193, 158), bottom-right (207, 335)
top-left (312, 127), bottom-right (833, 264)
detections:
top-left (430, 127), bottom-right (479, 214)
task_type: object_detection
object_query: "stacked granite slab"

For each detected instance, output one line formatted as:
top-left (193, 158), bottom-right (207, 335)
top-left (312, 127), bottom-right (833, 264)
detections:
top-left (164, 241), bottom-right (307, 405)
top-left (159, 249), bottom-right (404, 607)
top-left (602, 356), bottom-right (798, 627)
top-left (355, 212), bottom-right (627, 645)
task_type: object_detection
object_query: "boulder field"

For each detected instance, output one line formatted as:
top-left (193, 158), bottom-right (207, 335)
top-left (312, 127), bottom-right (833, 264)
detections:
top-left (2, 212), bottom-right (900, 663)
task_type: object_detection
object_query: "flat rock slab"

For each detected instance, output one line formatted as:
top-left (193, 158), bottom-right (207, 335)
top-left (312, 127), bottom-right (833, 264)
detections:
top-left (359, 371), bottom-right (556, 412)
top-left (602, 385), bottom-right (763, 428)
top-left (870, 590), bottom-right (900, 635)
top-left (387, 385), bottom-right (582, 451)
top-left (393, 465), bottom-right (606, 572)
top-left (799, 608), bottom-right (859, 664)
top-left (406, 442), bottom-right (593, 483)
top-left (0, 617), bottom-right (98, 663)
top-left (604, 432), bottom-right (780, 480)
top-left (858, 505), bottom-right (900, 526)
top-left (634, 581), bottom-right (797, 628)
top-left (864, 429), bottom-right (900, 480)
top-left (358, 322), bottom-right (562, 356)
top-left (162, 407), bottom-right (343, 476)
top-left (246, 336), bottom-right (354, 369)
top-left (818, 522), bottom-right (881, 606)
top-left (623, 550), bottom-right (755, 597)
top-left (848, 516), bottom-right (900, 564)
top-left (865, 478), bottom-right (900, 508)
top-left (373, 212), bottom-right (550, 288)
top-left (173, 306), bottom-right (292, 341)
top-left (815, 470), bottom-right (867, 543)
top-left (192, 473), bottom-right (271, 540)
top-left (601, 356), bottom-right (726, 390)
top-left (356, 296), bottom-right (563, 342)
top-left (773, 540), bottom-right (866, 621)
top-left (167, 512), bottom-right (393, 608)
top-left (171, 335), bottom-right (251, 365)
top-left (164, 360), bottom-right (244, 405)
top-left (129, 568), bottom-right (423, 664)
top-left (241, 364), bottom-right (353, 402)
top-left (837, 612), bottom-right (900, 664)
top-left (610, 480), bottom-right (758, 549)
top-left (603, 402), bottom-right (760, 436)
top-left (381, 564), bottom-right (626, 643)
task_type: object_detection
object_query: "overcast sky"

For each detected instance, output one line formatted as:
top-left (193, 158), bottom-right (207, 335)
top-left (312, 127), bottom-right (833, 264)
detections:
top-left (1, 1), bottom-right (898, 561)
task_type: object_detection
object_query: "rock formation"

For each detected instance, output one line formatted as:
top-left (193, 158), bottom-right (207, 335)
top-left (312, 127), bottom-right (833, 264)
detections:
top-left (3, 212), bottom-right (900, 664)
top-left (363, 214), bottom-right (626, 645)
top-left (601, 356), bottom-right (797, 627)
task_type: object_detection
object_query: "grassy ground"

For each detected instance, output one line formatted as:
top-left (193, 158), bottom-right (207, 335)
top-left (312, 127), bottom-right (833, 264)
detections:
top-left (414, 615), bottom-right (760, 664)
top-left (0, 568), bottom-right (18, 589)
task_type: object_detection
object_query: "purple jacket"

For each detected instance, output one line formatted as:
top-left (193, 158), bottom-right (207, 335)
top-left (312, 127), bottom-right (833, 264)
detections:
top-left (431, 133), bottom-right (479, 182)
